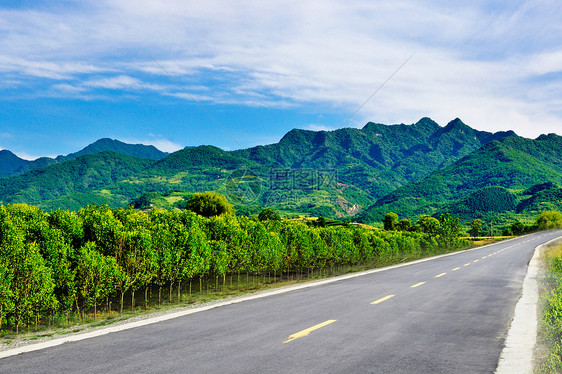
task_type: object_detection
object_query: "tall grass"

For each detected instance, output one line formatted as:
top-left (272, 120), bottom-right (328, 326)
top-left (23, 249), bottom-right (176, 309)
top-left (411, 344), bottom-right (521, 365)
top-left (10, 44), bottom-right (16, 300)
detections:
top-left (537, 248), bottom-right (562, 373)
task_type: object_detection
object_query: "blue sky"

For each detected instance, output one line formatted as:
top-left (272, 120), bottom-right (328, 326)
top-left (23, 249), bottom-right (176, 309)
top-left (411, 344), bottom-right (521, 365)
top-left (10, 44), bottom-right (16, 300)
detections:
top-left (1, 0), bottom-right (561, 159)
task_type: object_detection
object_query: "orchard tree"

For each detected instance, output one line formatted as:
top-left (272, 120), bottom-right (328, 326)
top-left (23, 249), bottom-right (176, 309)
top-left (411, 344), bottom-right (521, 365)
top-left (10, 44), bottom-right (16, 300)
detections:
top-left (76, 242), bottom-right (121, 320)
top-left (511, 221), bottom-right (526, 235)
top-left (416, 215), bottom-right (440, 236)
top-left (396, 218), bottom-right (412, 232)
top-left (383, 212), bottom-right (399, 231)
top-left (537, 211), bottom-right (562, 230)
top-left (438, 213), bottom-right (463, 249)
top-left (120, 209), bottom-right (157, 310)
top-left (258, 207), bottom-right (281, 222)
top-left (185, 192), bottom-right (235, 217)
top-left (467, 219), bottom-right (483, 237)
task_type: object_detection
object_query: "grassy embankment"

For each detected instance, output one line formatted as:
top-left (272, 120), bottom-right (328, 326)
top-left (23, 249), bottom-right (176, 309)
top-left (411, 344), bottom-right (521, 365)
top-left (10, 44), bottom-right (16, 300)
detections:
top-left (536, 242), bottom-right (562, 373)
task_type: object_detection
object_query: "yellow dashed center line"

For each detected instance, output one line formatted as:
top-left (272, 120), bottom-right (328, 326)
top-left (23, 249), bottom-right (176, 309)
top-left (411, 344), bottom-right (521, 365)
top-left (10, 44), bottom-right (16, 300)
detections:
top-left (411, 282), bottom-right (426, 288)
top-left (435, 273), bottom-right (447, 278)
top-left (464, 263), bottom-right (471, 267)
top-left (284, 320), bottom-right (337, 343)
top-left (473, 259), bottom-right (479, 263)
top-left (452, 267), bottom-right (461, 271)
top-left (371, 295), bottom-right (395, 305)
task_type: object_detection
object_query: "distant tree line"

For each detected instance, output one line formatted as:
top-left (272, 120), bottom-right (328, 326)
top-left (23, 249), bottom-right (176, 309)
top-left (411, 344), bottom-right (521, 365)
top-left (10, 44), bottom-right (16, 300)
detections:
top-left (383, 210), bottom-right (562, 238)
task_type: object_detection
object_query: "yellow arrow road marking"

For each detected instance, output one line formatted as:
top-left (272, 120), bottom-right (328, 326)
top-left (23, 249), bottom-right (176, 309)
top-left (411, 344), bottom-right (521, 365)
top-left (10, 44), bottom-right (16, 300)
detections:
top-left (371, 295), bottom-right (395, 305)
top-left (284, 320), bottom-right (337, 343)
top-left (411, 282), bottom-right (426, 288)
top-left (435, 273), bottom-right (446, 278)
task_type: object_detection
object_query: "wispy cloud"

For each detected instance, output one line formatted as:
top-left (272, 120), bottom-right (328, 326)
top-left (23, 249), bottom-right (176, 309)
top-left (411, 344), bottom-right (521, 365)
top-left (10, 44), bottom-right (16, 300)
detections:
top-left (1, 0), bottom-right (562, 149)
top-left (122, 136), bottom-right (182, 153)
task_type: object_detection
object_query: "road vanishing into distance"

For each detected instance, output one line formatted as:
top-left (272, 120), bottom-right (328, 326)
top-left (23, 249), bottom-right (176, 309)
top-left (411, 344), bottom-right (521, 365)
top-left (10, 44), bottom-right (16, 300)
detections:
top-left (2, 231), bottom-right (562, 374)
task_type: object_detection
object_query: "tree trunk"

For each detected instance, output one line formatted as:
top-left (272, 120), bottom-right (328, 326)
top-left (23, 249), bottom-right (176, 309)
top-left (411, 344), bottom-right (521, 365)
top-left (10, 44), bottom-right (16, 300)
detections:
top-left (158, 286), bottom-right (162, 306)
top-left (169, 280), bottom-right (173, 303)
top-left (131, 289), bottom-right (135, 311)
top-left (94, 302), bottom-right (97, 321)
top-left (144, 286), bottom-right (148, 310)
top-left (120, 291), bottom-right (124, 315)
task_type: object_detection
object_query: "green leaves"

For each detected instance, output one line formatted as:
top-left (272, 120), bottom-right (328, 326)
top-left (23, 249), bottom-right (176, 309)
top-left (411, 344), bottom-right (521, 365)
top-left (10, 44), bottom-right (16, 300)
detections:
top-left (538, 211), bottom-right (562, 230)
top-left (185, 192), bottom-right (235, 217)
top-left (0, 202), bottom-right (475, 332)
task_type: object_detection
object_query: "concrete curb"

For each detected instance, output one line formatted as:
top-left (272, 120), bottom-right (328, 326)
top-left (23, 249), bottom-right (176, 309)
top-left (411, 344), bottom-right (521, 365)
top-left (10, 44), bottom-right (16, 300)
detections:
top-left (495, 236), bottom-right (562, 374)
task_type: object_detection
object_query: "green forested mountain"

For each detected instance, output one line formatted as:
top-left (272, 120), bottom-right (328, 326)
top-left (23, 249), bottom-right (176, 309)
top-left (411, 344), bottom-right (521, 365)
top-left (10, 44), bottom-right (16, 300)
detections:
top-left (57, 138), bottom-right (169, 162)
top-left (1, 118), bottom-right (559, 223)
top-left (0, 151), bottom-right (155, 207)
top-left (358, 134), bottom-right (562, 223)
top-left (0, 150), bottom-right (31, 178)
top-left (0, 138), bottom-right (168, 178)
top-left (233, 117), bottom-right (515, 199)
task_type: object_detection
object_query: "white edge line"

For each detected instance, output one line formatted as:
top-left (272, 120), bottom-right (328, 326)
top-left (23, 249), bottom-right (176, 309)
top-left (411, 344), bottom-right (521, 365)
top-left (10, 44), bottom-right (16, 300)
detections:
top-left (1, 232), bottom-right (559, 359)
top-left (495, 234), bottom-right (562, 374)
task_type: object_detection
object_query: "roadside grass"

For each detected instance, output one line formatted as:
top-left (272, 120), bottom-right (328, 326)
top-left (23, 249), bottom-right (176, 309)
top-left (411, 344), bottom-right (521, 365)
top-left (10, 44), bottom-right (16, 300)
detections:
top-left (0, 244), bottom-right (470, 350)
top-left (462, 236), bottom-right (513, 246)
top-left (536, 243), bottom-right (562, 373)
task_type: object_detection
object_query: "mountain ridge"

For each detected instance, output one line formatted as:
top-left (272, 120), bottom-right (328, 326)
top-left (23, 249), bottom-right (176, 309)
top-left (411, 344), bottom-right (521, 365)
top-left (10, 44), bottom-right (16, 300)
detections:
top-left (1, 117), bottom-right (559, 225)
top-left (358, 133), bottom-right (562, 223)
top-left (0, 138), bottom-right (169, 178)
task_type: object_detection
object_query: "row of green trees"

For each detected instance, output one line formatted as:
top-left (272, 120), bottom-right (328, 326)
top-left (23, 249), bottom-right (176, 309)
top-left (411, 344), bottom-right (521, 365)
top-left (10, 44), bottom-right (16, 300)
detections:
top-left (0, 203), bottom-right (470, 332)
top-left (385, 210), bottom-right (562, 238)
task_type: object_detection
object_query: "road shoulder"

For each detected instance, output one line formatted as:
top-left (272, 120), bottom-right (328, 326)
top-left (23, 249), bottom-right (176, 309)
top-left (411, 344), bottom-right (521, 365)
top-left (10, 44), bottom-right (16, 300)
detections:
top-left (495, 236), bottom-right (562, 374)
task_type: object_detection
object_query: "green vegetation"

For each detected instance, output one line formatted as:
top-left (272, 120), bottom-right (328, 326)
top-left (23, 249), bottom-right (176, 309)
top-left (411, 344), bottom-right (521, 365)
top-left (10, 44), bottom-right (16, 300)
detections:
top-left (537, 244), bottom-right (562, 373)
top-left (359, 134), bottom-right (562, 226)
top-left (537, 211), bottom-right (562, 230)
top-left (0, 203), bottom-right (471, 334)
top-left (258, 207), bottom-right (281, 221)
top-left (0, 152), bottom-right (155, 207)
top-left (0, 119), bottom-right (560, 230)
top-left (0, 117), bottom-right (520, 221)
top-left (185, 192), bottom-right (235, 217)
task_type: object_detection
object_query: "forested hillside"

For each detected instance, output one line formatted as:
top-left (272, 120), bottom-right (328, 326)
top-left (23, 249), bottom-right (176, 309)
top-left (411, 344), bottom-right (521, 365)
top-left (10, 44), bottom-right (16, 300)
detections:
top-left (359, 134), bottom-right (562, 223)
top-left (0, 138), bottom-right (168, 178)
top-left (0, 117), bottom-right (519, 218)
top-left (0, 152), bottom-right (155, 207)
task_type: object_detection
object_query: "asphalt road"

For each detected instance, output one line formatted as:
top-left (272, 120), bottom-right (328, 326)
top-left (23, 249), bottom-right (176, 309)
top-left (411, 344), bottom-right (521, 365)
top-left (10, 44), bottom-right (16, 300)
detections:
top-left (2, 231), bottom-right (561, 374)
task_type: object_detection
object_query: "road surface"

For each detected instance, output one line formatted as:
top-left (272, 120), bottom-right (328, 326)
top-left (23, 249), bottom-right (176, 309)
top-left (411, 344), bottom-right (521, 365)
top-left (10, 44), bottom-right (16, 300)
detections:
top-left (2, 231), bottom-right (561, 373)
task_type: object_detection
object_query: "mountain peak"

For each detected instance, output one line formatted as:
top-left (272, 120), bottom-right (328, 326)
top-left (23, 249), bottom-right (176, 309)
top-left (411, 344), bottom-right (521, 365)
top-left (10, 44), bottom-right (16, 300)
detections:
top-left (0, 149), bottom-right (21, 160)
top-left (58, 138), bottom-right (169, 162)
top-left (0, 149), bottom-right (30, 178)
top-left (412, 117), bottom-right (440, 133)
top-left (444, 117), bottom-right (469, 130)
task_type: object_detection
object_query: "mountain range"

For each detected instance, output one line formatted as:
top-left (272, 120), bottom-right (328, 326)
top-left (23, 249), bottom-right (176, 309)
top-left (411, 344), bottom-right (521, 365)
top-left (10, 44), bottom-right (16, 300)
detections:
top-left (0, 118), bottom-right (560, 227)
top-left (0, 138), bottom-right (168, 178)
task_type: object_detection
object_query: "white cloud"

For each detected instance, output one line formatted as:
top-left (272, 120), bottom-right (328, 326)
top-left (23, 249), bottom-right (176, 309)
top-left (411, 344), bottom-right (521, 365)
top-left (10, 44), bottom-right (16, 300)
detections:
top-left (1, 0), bottom-right (562, 140)
top-left (305, 124), bottom-right (338, 132)
top-left (122, 137), bottom-right (182, 153)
